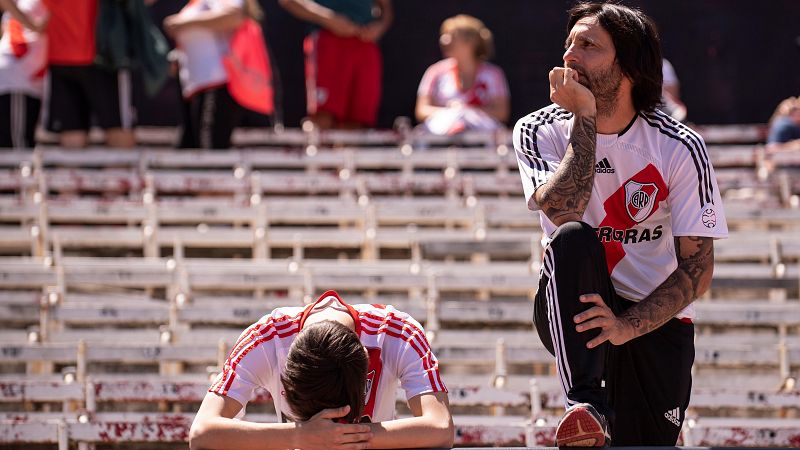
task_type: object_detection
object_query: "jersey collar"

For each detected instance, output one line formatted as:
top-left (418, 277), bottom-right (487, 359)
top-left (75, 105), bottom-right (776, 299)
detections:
top-left (617, 112), bottom-right (638, 137)
top-left (298, 290), bottom-right (362, 336)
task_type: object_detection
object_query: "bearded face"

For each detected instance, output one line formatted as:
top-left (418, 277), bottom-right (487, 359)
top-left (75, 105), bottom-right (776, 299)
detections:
top-left (567, 60), bottom-right (625, 117)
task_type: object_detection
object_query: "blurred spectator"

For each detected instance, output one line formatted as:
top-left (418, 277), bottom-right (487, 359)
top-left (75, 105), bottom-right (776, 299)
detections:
top-left (660, 58), bottom-right (686, 121)
top-left (164, 0), bottom-right (268, 149)
top-left (39, 0), bottom-right (137, 149)
top-left (169, 50), bottom-right (198, 149)
top-left (766, 96), bottom-right (800, 152)
top-left (95, 0), bottom-right (170, 101)
top-left (279, 0), bottom-right (393, 129)
top-left (415, 14), bottom-right (509, 135)
top-left (0, 0), bottom-right (46, 149)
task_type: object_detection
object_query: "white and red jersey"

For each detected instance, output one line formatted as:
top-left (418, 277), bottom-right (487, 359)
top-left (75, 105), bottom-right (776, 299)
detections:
top-left (0, 0), bottom-right (47, 96)
top-left (209, 291), bottom-right (446, 422)
top-left (417, 58), bottom-right (509, 134)
top-left (173, 0), bottom-right (242, 98)
top-left (514, 105), bottom-right (728, 319)
top-left (417, 58), bottom-right (509, 109)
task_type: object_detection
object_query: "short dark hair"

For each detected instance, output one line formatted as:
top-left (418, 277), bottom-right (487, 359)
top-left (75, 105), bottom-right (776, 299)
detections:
top-left (281, 320), bottom-right (368, 423)
top-left (567, 2), bottom-right (663, 112)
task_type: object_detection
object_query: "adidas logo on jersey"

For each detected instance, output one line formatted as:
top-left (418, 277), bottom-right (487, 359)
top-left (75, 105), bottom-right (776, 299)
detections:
top-left (595, 158), bottom-right (615, 173)
top-left (664, 407), bottom-right (681, 427)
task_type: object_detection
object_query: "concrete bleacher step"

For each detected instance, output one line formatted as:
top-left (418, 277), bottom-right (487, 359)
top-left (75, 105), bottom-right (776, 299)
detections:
top-left (0, 412), bottom-right (200, 445)
top-left (1, 375), bottom-right (528, 409)
top-left (6, 221), bottom-right (797, 263)
top-left (0, 343), bottom-right (221, 366)
top-left (2, 339), bottom-right (798, 373)
top-left (694, 301), bottom-right (800, 326)
top-left (10, 164), bottom-right (786, 199)
top-left (0, 413), bottom-right (224, 447)
top-left (0, 131), bottom-right (773, 171)
top-left (0, 258), bottom-right (57, 288)
top-left (0, 291), bottom-right (40, 325)
top-left (9, 413), bottom-right (798, 448)
top-left (5, 411), bottom-right (798, 447)
top-left (711, 263), bottom-right (799, 289)
top-left (3, 290), bottom-right (798, 332)
top-left (3, 256), bottom-right (797, 302)
top-left (4, 191), bottom-right (800, 235)
top-left (681, 417), bottom-right (800, 445)
top-left (7, 146), bottom-right (517, 171)
top-left (4, 373), bottom-right (796, 417)
top-left (26, 123), bottom-right (768, 148)
top-left (3, 167), bottom-right (794, 210)
top-left (0, 411), bottom-right (529, 447)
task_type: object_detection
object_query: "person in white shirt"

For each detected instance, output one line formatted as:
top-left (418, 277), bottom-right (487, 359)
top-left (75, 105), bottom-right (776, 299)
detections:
top-left (190, 290), bottom-right (453, 450)
top-left (416, 14), bottom-right (509, 135)
top-left (0, 0), bottom-right (46, 149)
top-left (514, 3), bottom-right (727, 447)
top-left (660, 58), bottom-right (686, 121)
top-left (163, 0), bottom-right (261, 149)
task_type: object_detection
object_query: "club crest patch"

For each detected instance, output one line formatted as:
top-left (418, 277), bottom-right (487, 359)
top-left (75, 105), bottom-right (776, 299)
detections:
top-left (625, 180), bottom-right (659, 223)
top-left (365, 369), bottom-right (375, 404)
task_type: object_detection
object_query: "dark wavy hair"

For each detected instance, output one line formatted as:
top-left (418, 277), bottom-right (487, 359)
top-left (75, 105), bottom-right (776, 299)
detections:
top-left (567, 2), bottom-right (663, 112)
top-left (281, 320), bottom-right (368, 423)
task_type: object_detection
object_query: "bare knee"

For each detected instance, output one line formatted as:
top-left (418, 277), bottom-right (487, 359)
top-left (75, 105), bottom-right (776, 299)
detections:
top-left (105, 128), bottom-right (136, 148)
top-left (59, 131), bottom-right (89, 149)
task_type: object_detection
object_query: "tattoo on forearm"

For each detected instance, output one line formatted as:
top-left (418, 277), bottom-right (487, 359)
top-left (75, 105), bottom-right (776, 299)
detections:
top-left (621, 236), bottom-right (714, 337)
top-left (539, 114), bottom-right (597, 221)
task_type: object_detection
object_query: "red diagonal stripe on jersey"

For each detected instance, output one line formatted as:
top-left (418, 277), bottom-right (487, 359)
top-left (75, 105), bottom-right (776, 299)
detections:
top-left (363, 347), bottom-right (383, 420)
top-left (361, 312), bottom-right (445, 391)
top-left (598, 164), bottom-right (668, 273)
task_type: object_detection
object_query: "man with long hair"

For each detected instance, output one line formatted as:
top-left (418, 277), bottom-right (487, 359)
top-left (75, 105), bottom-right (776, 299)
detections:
top-left (514, 3), bottom-right (727, 446)
top-left (189, 291), bottom-right (453, 449)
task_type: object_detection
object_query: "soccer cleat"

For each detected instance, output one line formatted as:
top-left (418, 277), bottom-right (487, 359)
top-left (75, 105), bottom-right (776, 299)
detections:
top-left (555, 402), bottom-right (610, 447)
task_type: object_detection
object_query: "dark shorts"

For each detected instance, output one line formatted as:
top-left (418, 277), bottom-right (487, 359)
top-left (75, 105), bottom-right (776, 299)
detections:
top-left (0, 93), bottom-right (41, 149)
top-left (44, 65), bottom-right (134, 132)
top-left (183, 84), bottom-right (245, 150)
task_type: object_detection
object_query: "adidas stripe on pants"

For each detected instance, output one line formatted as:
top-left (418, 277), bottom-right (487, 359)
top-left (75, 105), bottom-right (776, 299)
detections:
top-left (533, 221), bottom-right (694, 445)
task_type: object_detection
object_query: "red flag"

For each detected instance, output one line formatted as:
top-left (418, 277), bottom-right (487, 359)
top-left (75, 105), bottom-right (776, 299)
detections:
top-left (8, 19), bottom-right (28, 58)
top-left (223, 19), bottom-right (274, 115)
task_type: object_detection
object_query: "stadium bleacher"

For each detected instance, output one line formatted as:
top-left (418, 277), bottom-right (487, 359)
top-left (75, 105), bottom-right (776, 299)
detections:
top-left (1, 124), bottom-right (800, 449)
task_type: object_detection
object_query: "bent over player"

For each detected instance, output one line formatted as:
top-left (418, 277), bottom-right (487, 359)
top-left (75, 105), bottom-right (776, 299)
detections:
top-left (514, 3), bottom-right (727, 446)
top-left (190, 290), bottom-right (453, 449)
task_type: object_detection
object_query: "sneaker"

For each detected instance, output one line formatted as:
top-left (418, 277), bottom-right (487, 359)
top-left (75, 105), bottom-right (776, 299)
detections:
top-left (555, 402), bottom-right (610, 447)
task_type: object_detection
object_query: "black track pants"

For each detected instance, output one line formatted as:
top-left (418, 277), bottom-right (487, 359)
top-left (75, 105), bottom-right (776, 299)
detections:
top-left (533, 221), bottom-right (694, 445)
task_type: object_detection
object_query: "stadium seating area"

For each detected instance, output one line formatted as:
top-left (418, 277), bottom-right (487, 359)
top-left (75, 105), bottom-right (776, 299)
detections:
top-left (1, 123), bottom-right (800, 449)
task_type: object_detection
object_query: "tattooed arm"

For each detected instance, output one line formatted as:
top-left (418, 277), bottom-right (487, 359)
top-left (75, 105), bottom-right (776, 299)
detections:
top-left (620, 236), bottom-right (714, 336)
top-left (575, 236), bottom-right (715, 347)
top-left (534, 67), bottom-right (598, 226)
top-left (534, 113), bottom-right (597, 225)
